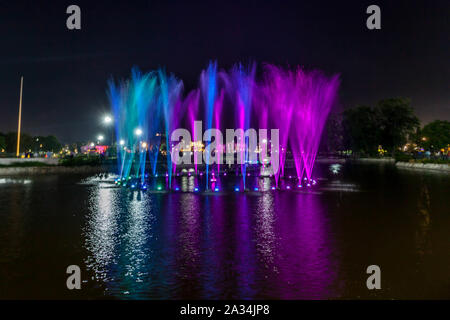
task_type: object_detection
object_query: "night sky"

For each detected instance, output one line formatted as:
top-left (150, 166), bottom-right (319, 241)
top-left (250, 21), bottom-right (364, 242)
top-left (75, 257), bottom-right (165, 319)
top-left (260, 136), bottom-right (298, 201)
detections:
top-left (0, 0), bottom-right (448, 143)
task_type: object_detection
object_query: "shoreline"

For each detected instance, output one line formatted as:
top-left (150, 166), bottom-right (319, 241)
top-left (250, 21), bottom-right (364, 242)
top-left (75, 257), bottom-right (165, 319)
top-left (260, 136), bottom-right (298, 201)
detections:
top-left (395, 161), bottom-right (450, 172)
top-left (349, 157), bottom-right (395, 163)
top-left (0, 165), bottom-right (112, 176)
top-left (1, 158), bottom-right (449, 176)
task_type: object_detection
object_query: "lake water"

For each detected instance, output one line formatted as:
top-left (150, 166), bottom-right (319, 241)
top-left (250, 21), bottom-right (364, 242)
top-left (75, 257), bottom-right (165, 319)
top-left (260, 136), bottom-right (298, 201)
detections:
top-left (0, 163), bottom-right (449, 299)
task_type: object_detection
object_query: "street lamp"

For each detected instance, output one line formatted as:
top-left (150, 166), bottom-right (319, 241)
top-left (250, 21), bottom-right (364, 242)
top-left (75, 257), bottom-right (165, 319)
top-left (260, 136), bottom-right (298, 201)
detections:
top-left (102, 115), bottom-right (114, 146)
top-left (98, 135), bottom-right (104, 142)
top-left (103, 115), bottom-right (113, 124)
top-left (119, 139), bottom-right (125, 146)
top-left (135, 128), bottom-right (143, 136)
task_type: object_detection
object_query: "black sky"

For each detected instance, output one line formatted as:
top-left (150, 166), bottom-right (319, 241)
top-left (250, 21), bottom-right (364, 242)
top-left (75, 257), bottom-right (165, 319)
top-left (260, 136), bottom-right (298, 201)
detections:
top-left (0, 0), bottom-right (448, 143)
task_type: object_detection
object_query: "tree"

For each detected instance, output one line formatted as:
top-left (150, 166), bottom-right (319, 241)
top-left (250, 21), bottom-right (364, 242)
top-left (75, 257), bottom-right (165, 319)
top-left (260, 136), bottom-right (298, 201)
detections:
top-left (376, 98), bottom-right (419, 154)
top-left (342, 106), bottom-right (381, 156)
top-left (0, 133), bottom-right (6, 151)
top-left (421, 120), bottom-right (450, 151)
top-left (41, 135), bottom-right (62, 152)
top-left (5, 132), bottom-right (33, 153)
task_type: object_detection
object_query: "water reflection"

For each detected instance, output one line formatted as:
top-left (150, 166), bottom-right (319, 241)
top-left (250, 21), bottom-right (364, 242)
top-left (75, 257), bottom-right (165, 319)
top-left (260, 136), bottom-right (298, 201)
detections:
top-left (255, 193), bottom-right (276, 269)
top-left (2, 163), bottom-right (449, 299)
top-left (122, 193), bottom-right (153, 286)
top-left (415, 183), bottom-right (432, 257)
top-left (274, 193), bottom-right (338, 299)
top-left (0, 178), bottom-right (32, 184)
top-left (176, 193), bottom-right (201, 296)
top-left (82, 177), bottom-right (340, 299)
top-left (77, 164), bottom-right (449, 299)
top-left (84, 186), bottom-right (119, 283)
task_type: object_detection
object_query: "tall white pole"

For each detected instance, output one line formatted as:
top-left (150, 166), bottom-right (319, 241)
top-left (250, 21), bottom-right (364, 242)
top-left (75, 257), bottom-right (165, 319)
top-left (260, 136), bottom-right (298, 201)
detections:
top-left (16, 76), bottom-right (24, 157)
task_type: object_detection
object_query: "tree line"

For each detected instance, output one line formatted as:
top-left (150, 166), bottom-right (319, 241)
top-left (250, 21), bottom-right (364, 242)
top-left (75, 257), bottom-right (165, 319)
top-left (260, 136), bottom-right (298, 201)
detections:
top-left (0, 132), bottom-right (62, 154)
top-left (324, 98), bottom-right (450, 157)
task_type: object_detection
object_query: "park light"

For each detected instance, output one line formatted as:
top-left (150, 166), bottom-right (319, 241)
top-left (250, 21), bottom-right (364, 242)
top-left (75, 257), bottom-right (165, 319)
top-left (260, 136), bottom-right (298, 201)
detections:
top-left (135, 128), bottom-right (143, 136)
top-left (97, 135), bottom-right (104, 141)
top-left (103, 115), bottom-right (113, 124)
top-left (141, 142), bottom-right (147, 148)
top-left (119, 139), bottom-right (125, 146)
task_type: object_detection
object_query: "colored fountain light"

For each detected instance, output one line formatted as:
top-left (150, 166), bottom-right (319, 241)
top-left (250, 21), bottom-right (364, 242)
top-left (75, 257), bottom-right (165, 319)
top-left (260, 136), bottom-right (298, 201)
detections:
top-left (108, 63), bottom-right (339, 190)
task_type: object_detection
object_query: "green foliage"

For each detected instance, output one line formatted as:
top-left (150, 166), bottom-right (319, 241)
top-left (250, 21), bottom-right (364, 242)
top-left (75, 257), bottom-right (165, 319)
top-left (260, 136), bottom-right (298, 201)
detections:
top-left (394, 152), bottom-right (413, 162)
top-left (417, 158), bottom-right (450, 164)
top-left (342, 98), bottom-right (420, 156)
top-left (421, 120), bottom-right (450, 151)
top-left (59, 155), bottom-right (102, 167)
top-left (2, 132), bottom-right (62, 153)
top-left (377, 98), bottom-right (420, 153)
top-left (5, 132), bottom-right (33, 153)
top-left (0, 133), bottom-right (6, 151)
top-left (342, 105), bottom-right (380, 156)
top-left (0, 161), bottom-right (52, 168)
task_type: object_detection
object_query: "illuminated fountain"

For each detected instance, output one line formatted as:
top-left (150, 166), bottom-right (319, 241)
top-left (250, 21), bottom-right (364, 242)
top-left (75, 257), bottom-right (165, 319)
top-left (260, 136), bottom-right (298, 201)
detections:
top-left (221, 63), bottom-right (256, 190)
top-left (200, 62), bottom-right (218, 190)
top-left (108, 62), bottom-right (339, 192)
top-left (260, 65), bottom-right (340, 186)
top-left (108, 68), bottom-right (158, 188)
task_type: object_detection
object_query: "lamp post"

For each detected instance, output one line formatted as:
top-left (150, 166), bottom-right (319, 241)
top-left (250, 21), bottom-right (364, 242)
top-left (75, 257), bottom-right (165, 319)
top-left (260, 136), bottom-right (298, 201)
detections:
top-left (16, 77), bottom-right (24, 157)
top-left (103, 115), bottom-right (113, 146)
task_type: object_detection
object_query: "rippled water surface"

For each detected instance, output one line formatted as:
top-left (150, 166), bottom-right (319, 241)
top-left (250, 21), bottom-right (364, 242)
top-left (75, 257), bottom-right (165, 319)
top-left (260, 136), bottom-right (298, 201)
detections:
top-left (0, 163), bottom-right (449, 299)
